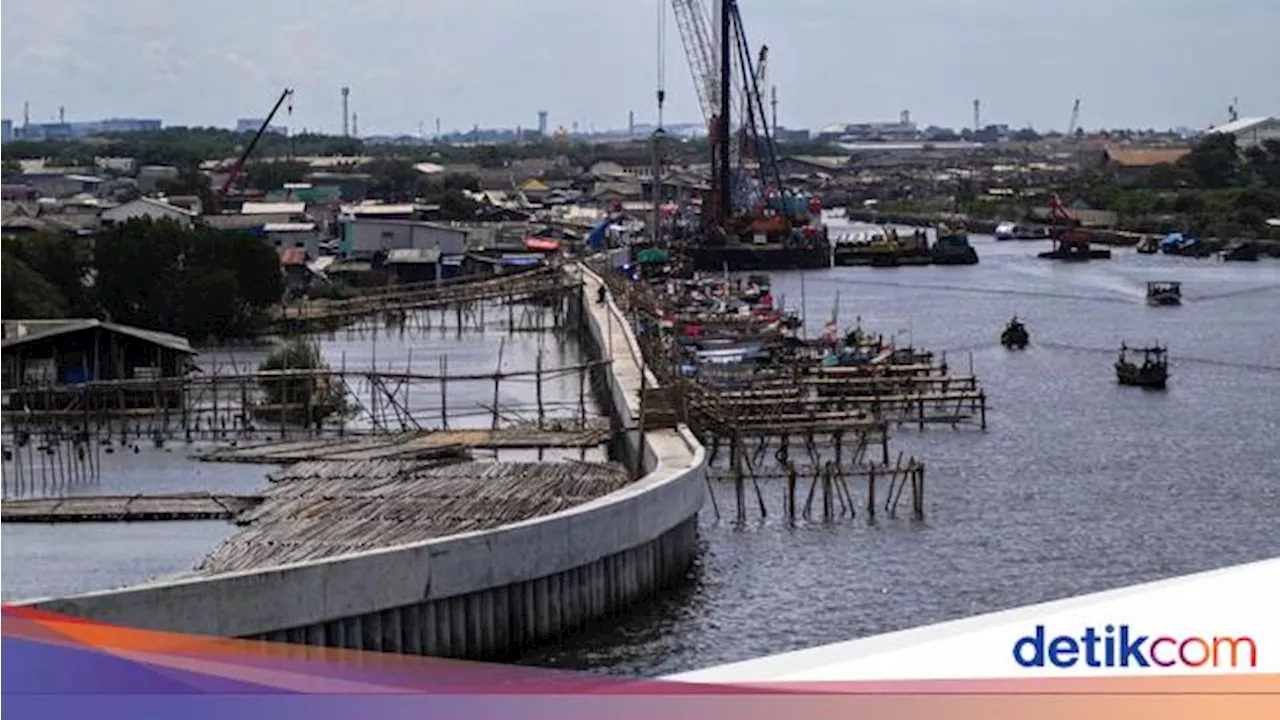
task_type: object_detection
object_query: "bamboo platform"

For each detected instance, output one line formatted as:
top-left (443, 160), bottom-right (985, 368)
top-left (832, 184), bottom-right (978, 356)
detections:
top-left (1, 492), bottom-right (263, 523)
top-left (190, 460), bottom-right (633, 576)
top-left (274, 267), bottom-right (573, 332)
top-left (196, 425), bottom-right (614, 464)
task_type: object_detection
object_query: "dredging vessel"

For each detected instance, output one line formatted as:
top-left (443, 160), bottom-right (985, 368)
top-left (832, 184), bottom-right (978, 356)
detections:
top-left (1037, 195), bottom-right (1112, 261)
top-left (674, 0), bottom-right (830, 272)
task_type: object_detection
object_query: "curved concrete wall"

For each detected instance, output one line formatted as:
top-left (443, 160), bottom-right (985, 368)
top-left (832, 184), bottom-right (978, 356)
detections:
top-left (18, 265), bottom-right (707, 659)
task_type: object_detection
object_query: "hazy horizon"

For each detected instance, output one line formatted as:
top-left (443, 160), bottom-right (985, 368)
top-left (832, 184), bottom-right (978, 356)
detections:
top-left (3, 0), bottom-right (1278, 136)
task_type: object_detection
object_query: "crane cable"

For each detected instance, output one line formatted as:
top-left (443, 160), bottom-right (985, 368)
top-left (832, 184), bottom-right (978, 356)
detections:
top-left (657, 0), bottom-right (666, 127)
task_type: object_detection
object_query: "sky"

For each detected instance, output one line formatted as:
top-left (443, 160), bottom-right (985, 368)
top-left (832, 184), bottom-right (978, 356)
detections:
top-left (2, 0), bottom-right (1278, 136)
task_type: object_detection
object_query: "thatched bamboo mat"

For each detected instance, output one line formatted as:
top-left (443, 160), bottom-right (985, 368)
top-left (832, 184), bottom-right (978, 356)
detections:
top-left (191, 459), bottom-right (631, 576)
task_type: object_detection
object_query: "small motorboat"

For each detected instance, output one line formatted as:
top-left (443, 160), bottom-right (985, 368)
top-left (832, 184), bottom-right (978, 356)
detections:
top-left (1222, 241), bottom-right (1259, 262)
top-left (1000, 317), bottom-right (1029, 349)
top-left (1135, 236), bottom-right (1159, 254)
top-left (1115, 343), bottom-right (1169, 389)
top-left (994, 221), bottom-right (1018, 241)
top-left (1146, 281), bottom-right (1182, 306)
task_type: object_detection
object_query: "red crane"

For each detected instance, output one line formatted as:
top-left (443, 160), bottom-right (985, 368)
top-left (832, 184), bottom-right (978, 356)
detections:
top-left (214, 88), bottom-right (294, 210)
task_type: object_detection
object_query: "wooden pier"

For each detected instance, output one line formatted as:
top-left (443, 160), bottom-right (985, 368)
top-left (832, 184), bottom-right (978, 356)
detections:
top-left (274, 267), bottom-right (576, 334)
top-left (2, 492), bottom-right (262, 523)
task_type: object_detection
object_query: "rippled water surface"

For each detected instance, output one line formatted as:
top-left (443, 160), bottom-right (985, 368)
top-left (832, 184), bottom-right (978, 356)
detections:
top-left (4, 238), bottom-right (1279, 675)
top-left (515, 232), bottom-right (1280, 675)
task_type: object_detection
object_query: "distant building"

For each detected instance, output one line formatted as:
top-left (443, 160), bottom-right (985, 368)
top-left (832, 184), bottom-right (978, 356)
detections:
top-left (1, 119), bottom-right (12, 144)
top-left (132, 165), bottom-right (181, 192)
top-left (236, 118), bottom-right (287, 135)
top-left (1099, 146), bottom-right (1192, 186)
top-left (90, 118), bottom-right (162, 134)
top-left (774, 127), bottom-right (811, 145)
top-left (1206, 117), bottom-right (1280, 150)
top-left (17, 123), bottom-right (74, 141)
top-left (101, 197), bottom-right (200, 228)
top-left (339, 218), bottom-right (469, 259)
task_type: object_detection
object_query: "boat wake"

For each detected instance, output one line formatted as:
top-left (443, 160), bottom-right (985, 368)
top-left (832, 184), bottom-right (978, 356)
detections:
top-left (810, 275), bottom-right (1132, 304)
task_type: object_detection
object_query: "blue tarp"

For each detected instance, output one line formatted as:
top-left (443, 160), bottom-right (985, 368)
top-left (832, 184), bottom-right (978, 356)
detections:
top-left (1162, 232), bottom-right (1196, 249)
top-left (587, 217), bottom-right (611, 251)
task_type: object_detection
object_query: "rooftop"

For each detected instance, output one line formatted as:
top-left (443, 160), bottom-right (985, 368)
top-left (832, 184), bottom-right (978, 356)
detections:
top-left (1103, 146), bottom-right (1192, 167)
top-left (240, 201), bottom-right (305, 215)
top-left (0, 319), bottom-right (196, 355)
top-left (1207, 117), bottom-right (1276, 135)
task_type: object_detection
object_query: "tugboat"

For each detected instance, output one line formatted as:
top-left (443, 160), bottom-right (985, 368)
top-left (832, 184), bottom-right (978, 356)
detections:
top-left (1145, 281), bottom-right (1182, 306)
top-left (1000, 317), bottom-right (1029, 349)
top-left (1115, 344), bottom-right (1169, 389)
top-left (931, 224), bottom-right (980, 265)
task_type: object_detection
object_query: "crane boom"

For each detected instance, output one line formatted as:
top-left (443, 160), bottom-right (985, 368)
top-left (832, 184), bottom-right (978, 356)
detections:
top-left (217, 88), bottom-right (294, 203)
top-left (670, 0), bottom-right (718, 125)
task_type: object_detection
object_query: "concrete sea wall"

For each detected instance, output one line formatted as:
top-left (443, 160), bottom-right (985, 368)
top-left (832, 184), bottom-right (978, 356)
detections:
top-left (18, 265), bottom-right (707, 660)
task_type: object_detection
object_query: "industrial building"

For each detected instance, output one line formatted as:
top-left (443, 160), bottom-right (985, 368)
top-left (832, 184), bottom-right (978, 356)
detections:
top-left (1207, 117), bottom-right (1280, 150)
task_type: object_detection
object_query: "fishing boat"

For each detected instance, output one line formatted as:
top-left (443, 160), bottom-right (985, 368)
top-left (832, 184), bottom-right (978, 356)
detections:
top-left (931, 225), bottom-right (980, 265)
top-left (995, 222), bottom-right (1049, 241)
top-left (1000, 317), bottom-right (1029, 349)
top-left (1145, 281), bottom-right (1182, 306)
top-left (1222, 241), bottom-right (1259, 262)
top-left (1160, 232), bottom-right (1212, 258)
top-left (1115, 344), bottom-right (1168, 389)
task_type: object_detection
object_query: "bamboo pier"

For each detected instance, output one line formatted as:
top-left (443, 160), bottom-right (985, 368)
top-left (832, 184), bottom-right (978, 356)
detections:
top-left (274, 267), bottom-right (576, 334)
top-left (592, 257), bottom-right (990, 524)
top-left (2, 493), bottom-right (262, 523)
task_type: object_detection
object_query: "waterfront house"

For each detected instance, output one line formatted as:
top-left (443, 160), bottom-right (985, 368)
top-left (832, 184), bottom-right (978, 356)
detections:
top-left (1, 319), bottom-right (197, 411)
top-left (385, 248), bottom-right (442, 284)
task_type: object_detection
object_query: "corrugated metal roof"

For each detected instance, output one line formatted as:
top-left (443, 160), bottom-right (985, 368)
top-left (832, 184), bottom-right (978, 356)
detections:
top-left (340, 203), bottom-right (418, 216)
top-left (1, 319), bottom-right (197, 355)
top-left (262, 222), bottom-right (317, 232)
top-left (1207, 117), bottom-right (1275, 135)
top-left (240, 201), bottom-right (305, 215)
top-left (386, 248), bottom-right (442, 264)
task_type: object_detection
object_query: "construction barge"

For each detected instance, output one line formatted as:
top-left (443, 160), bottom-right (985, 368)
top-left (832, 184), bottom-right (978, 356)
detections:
top-left (830, 226), bottom-right (979, 267)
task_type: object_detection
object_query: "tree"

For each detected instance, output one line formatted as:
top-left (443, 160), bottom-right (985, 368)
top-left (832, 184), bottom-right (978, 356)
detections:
top-left (92, 219), bottom-right (283, 341)
top-left (1182, 133), bottom-right (1240, 188)
top-left (158, 166), bottom-right (215, 211)
top-left (1, 250), bottom-right (69, 319)
top-left (257, 338), bottom-right (354, 426)
top-left (246, 160), bottom-right (310, 192)
top-left (436, 190), bottom-right (481, 220)
top-left (2, 233), bottom-right (95, 316)
top-left (366, 158), bottom-right (423, 202)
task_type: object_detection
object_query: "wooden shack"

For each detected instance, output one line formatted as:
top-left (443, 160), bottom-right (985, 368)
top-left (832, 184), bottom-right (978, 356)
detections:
top-left (1, 319), bottom-right (198, 412)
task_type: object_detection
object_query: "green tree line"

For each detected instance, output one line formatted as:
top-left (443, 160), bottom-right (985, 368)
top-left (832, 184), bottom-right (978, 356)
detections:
top-left (1078, 135), bottom-right (1280, 237)
top-left (2, 218), bottom-right (283, 342)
